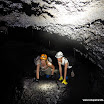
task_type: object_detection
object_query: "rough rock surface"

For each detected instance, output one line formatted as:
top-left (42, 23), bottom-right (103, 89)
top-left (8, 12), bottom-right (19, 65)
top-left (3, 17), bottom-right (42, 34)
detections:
top-left (0, 0), bottom-right (104, 69)
top-left (14, 78), bottom-right (70, 104)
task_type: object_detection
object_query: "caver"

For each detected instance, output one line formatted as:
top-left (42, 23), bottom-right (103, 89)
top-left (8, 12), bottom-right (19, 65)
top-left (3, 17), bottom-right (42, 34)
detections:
top-left (34, 54), bottom-right (55, 81)
top-left (55, 51), bottom-right (72, 85)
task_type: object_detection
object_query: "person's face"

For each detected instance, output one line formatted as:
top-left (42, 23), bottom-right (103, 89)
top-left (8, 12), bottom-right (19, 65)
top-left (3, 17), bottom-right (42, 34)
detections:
top-left (41, 59), bottom-right (46, 64)
top-left (57, 58), bottom-right (62, 62)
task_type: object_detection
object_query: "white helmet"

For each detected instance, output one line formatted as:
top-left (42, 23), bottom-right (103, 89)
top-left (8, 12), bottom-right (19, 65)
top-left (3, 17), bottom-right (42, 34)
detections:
top-left (55, 51), bottom-right (63, 58)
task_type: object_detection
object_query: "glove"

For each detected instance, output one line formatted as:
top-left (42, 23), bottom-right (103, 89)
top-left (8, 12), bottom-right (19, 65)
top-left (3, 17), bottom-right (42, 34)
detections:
top-left (59, 76), bottom-right (63, 81)
top-left (35, 79), bottom-right (39, 82)
top-left (62, 80), bottom-right (68, 85)
top-left (33, 77), bottom-right (39, 82)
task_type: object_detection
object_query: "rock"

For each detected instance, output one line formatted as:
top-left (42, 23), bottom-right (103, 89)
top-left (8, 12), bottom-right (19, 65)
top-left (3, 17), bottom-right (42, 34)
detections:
top-left (0, 0), bottom-right (104, 69)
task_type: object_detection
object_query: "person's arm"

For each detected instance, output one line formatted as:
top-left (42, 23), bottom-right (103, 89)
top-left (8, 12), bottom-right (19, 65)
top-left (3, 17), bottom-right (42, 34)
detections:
top-left (58, 62), bottom-right (62, 77)
top-left (36, 64), bottom-right (40, 79)
top-left (64, 63), bottom-right (68, 80)
top-left (51, 64), bottom-right (55, 75)
top-left (47, 62), bottom-right (55, 75)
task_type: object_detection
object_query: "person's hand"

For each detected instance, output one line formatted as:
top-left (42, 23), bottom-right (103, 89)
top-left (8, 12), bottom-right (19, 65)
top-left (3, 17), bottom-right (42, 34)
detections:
top-left (33, 77), bottom-right (39, 82)
top-left (35, 79), bottom-right (39, 82)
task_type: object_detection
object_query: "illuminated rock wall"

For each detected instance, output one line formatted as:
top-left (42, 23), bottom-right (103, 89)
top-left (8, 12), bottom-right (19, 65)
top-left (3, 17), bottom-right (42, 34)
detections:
top-left (0, 0), bottom-right (104, 69)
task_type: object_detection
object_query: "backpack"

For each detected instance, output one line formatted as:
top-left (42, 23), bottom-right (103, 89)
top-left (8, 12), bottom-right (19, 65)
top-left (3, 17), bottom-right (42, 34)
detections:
top-left (34, 56), bottom-right (40, 65)
top-left (34, 56), bottom-right (52, 65)
top-left (47, 57), bottom-right (52, 63)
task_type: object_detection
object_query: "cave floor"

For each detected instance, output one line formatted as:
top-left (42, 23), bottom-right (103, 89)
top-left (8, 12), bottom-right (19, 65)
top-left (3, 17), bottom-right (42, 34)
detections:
top-left (17, 78), bottom-right (70, 104)
top-left (13, 64), bottom-right (93, 104)
top-left (1, 40), bottom-right (104, 104)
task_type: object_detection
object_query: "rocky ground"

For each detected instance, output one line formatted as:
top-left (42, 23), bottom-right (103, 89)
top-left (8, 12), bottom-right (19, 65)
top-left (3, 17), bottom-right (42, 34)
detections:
top-left (15, 78), bottom-right (70, 104)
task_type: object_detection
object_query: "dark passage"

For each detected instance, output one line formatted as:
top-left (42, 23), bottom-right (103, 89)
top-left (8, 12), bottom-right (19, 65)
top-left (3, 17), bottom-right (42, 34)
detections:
top-left (1, 27), bottom-right (104, 104)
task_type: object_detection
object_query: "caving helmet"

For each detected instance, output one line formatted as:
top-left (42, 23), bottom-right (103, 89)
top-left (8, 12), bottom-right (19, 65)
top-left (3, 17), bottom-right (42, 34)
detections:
top-left (55, 51), bottom-right (63, 58)
top-left (40, 54), bottom-right (47, 60)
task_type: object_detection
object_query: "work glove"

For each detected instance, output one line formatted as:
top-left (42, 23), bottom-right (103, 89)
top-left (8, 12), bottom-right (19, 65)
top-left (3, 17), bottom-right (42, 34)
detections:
top-left (35, 79), bottom-right (39, 82)
top-left (62, 79), bottom-right (68, 85)
top-left (59, 76), bottom-right (63, 81)
top-left (33, 77), bottom-right (39, 82)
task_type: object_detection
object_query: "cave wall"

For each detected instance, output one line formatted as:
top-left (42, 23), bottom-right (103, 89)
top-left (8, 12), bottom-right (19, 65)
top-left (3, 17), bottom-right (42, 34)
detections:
top-left (0, 0), bottom-right (104, 69)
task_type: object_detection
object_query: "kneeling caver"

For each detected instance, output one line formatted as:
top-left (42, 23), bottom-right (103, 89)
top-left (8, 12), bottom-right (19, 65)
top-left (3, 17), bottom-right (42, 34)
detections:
top-left (34, 54), bottom-right (55, 81)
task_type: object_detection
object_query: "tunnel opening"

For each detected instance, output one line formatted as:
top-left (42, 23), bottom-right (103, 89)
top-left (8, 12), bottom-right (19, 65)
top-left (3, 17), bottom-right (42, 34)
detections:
top-left (1, 26), bottom-right (104, 104)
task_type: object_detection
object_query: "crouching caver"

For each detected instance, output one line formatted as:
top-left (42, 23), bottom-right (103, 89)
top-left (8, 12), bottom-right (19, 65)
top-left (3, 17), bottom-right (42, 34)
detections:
top-left (55, 51), bottom-right (72, 85)
top-left (34, 54), bottom-right (55, 81)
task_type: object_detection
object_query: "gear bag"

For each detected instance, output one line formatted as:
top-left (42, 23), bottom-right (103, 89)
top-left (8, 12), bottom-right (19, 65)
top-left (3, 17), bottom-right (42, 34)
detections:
top-left (34, 56), bottom-right (52, 65)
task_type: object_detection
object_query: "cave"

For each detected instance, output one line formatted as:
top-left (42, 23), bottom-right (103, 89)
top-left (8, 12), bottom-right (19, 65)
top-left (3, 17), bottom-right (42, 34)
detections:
top-left (0, 0), bottom-right (104, 104)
